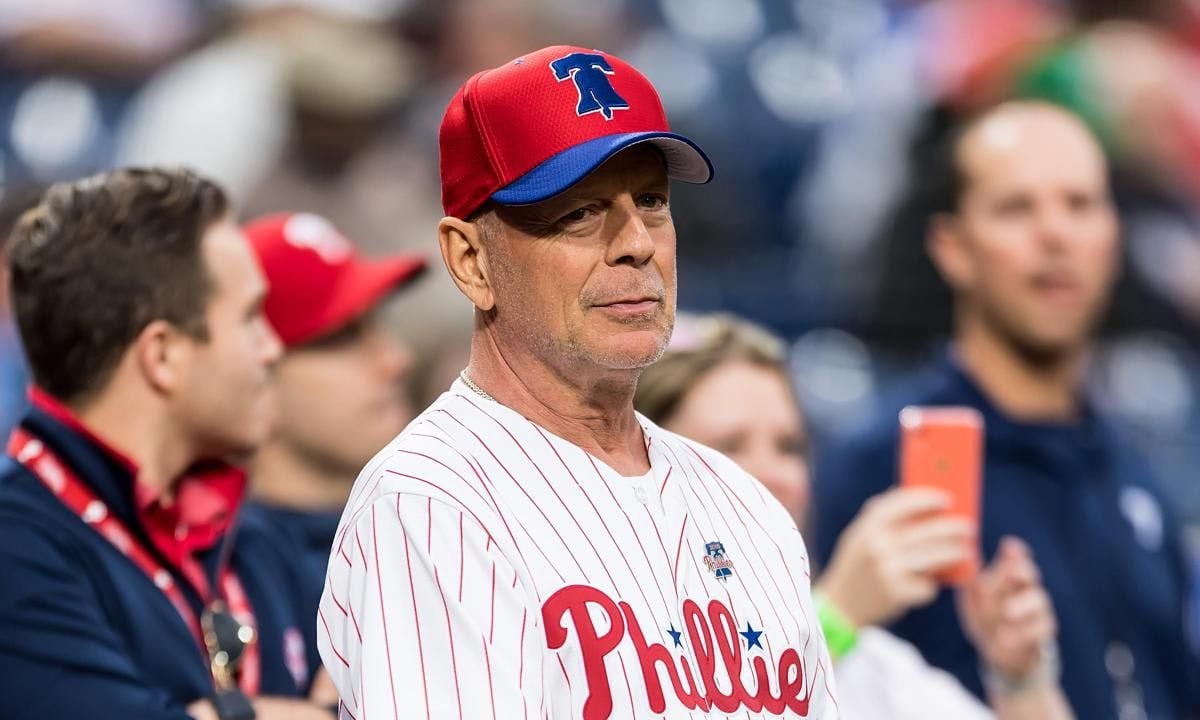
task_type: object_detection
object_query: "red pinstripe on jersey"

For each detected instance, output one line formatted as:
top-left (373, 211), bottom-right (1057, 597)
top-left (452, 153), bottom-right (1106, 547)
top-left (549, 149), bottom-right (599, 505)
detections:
top-left (317, 382), bottom-right (839, 719)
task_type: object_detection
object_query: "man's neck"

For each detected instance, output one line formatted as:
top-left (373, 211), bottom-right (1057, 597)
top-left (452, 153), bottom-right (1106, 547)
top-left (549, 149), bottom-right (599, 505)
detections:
top-left (954, 317), bottom-right (1086, 423)
top-left (74, 392), bottom-right (194, 499)
top-left (466, 334), bottom-right (650, 477)
top-left (251, 443), bottom-right (353, 512)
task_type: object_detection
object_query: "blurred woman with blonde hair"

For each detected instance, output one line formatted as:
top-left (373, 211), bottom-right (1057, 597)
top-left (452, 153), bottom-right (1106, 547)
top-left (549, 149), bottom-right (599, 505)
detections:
top-left (636, 313), bottom-right (1073, 720)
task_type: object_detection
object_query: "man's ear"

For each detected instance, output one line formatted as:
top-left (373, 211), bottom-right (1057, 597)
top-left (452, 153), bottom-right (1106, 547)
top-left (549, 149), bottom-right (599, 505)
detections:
top-left (438, 216), bottom-right (496, 312)
top-left (927, 213), bottom-right (974, 293)
top-left (132, 319), bottom-right (189, 395)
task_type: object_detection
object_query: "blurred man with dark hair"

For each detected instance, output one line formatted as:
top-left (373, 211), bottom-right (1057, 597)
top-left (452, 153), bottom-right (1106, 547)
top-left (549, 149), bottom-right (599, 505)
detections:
top-left (0, 168), bottom-right (332, 719)
top-left (815, 102), bottom-right (1200, 718)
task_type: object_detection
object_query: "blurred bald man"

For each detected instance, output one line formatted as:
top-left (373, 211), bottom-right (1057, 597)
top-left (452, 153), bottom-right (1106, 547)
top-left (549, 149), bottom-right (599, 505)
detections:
top-left (815, 102), bottom-right (1200, 719)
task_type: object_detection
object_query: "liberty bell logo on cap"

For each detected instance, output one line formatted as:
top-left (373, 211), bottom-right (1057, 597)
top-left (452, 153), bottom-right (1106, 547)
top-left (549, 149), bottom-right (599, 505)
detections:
top-left (551, 51), bottom-right (630, 120)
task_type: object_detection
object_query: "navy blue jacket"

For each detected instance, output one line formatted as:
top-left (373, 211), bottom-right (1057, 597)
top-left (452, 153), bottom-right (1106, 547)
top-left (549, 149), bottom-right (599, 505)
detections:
top-left (0, 404), bottom-right (308, 720)
top-left (814, 355), bottom-right (1200, 719)
top-left (236, 502), bottom-right (340, 696)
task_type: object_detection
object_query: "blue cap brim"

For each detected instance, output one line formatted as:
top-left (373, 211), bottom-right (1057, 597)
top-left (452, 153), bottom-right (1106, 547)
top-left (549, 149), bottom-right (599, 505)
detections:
top-left (490, 131), bottom-right (714, 206)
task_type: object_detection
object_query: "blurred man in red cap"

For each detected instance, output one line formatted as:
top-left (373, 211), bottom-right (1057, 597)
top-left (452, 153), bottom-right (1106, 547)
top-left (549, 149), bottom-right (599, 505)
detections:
top-left (235, 211), bottom-right (425, 704)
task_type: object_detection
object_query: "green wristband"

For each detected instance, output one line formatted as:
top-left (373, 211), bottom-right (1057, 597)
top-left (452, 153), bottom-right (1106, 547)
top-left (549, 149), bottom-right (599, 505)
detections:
top-left (814, 592), bottom-right (859, 661)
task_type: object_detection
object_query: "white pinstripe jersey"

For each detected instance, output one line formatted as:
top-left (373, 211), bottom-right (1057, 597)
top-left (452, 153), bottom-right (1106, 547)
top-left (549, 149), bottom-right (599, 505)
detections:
top-left (318, 381), bottom-right (840, 720)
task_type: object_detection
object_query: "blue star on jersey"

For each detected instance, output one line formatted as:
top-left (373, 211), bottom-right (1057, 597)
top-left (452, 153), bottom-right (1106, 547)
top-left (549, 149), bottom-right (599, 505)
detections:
top-left (739, 622), bottom-right (763, 650)
top-left (666, 624), bottom-right (683, 649)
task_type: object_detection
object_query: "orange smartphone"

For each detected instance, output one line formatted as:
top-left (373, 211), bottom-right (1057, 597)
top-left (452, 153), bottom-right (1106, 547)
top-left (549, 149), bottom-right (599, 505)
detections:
top-left (898, 405), bottom-right (984, 586)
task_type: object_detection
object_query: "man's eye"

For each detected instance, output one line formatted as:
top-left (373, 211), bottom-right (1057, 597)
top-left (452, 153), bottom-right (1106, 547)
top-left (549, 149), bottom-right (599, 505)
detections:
top-left (559, 207), bottom-right (593, 224)
top-left (559, 205), bottom-right (604, 228)
top-left (994, 197), bottom-right (1032, 217)
top-left (1066, 193), bottom-right (1099, 214)
top-left (639, 194), bottom-right (667, 210)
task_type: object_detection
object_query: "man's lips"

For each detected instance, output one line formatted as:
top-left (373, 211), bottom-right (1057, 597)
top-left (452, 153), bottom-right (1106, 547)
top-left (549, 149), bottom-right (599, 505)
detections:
top-left (593, 296), bottom-right (662, 315)
top-left (1030, 273), bottom-right (1081, 296)
top-left (597, 297), bottom-right (658, 306)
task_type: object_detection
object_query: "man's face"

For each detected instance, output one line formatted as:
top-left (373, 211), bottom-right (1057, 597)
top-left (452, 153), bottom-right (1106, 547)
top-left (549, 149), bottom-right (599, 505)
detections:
top-left (944, 106), bottom-right (1120, 360)
top-left (272, 311), bottom-right (415, 476)
top-left (485, 145), bottom-right (677, 377)
top-left (176, 219), bottom-right (282, 458)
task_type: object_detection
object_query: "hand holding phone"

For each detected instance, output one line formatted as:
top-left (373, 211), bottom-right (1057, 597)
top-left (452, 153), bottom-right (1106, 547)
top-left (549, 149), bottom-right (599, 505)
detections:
top-left (817, 486), bottom-right (978, 627)
top-left (898, 405), bottom-right (984, 586)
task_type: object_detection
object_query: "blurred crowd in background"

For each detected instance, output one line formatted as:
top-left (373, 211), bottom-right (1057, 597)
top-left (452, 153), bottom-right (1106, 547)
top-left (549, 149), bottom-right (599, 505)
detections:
top-left (3, 0), bottom-right (1200, 548)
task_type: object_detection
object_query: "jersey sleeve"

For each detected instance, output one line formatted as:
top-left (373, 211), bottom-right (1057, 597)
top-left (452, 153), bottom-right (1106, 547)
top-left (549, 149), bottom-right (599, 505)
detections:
top-left (318, 492), bottom-right (544, 720)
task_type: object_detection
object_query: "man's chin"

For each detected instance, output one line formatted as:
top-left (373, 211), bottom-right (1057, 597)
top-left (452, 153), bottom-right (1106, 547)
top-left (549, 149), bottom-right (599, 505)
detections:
top-left (206, 440), bottom-right (260, 468)
top-left (1009, 330), bottom-right (1090, 368)
top-left (208, 420), bottom-right (274, 465)
top-left (986, 307), bottom-right (1095, 367)
top-left (587, 330), bottom-right (670, 369)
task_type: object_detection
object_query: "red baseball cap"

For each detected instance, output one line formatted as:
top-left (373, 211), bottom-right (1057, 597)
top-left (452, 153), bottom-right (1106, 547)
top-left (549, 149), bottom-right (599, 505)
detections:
top-left (243, 212), bottom-right (427, 348)
top-left (439, 45), bottom-right (713, 219)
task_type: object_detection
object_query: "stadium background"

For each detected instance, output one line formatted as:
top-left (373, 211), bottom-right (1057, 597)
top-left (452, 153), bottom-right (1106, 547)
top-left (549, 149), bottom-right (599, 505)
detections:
top-left (2, 0), bottom-right (1200, 556)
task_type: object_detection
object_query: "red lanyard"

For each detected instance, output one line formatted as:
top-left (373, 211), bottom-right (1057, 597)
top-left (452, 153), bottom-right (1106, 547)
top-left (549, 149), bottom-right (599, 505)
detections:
top-left (8, 428), bottom-right (260, 695)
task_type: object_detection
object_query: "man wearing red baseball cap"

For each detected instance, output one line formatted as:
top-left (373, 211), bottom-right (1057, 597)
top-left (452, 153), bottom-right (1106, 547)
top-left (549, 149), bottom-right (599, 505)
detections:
top-left (317, 45), bottom-right (840, 718)
top-left (236, 211), bottom-right (425, 705)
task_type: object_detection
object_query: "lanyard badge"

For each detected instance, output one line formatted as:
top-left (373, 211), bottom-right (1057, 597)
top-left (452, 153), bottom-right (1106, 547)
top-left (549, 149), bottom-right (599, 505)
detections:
top-left (8, 428), bottom-right (261, 697)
